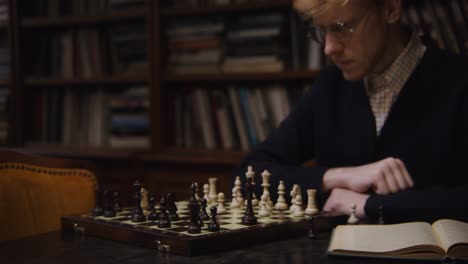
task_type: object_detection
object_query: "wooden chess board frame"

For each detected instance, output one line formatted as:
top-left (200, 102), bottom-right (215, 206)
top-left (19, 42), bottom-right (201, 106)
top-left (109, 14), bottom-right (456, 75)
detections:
top-left (61, 201), bottom-right (345, 256)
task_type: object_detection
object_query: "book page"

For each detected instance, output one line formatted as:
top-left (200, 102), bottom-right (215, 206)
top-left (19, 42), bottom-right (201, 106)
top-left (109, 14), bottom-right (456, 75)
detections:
top-left (432, 219), bottom-right (468, 254)
top-left (329, 222), bottom-right (443, 253)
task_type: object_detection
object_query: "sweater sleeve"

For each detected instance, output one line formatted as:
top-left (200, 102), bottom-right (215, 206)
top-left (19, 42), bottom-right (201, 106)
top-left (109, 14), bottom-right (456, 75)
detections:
top-left (365, 185), bottom-right (468, 223)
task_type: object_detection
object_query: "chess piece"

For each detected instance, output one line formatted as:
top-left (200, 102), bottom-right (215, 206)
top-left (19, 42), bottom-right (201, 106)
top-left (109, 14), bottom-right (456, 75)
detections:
top-left (289, 184), bottom-right (299, 213)
top-left (241, 176), bottom-right (257, 225)
top-left (188, 181), bottom-right (198, 210)
top-left (166, 192), bottom-right (179, 221)
top-left (92, 188), bottom-right (103, 216)
top-left (234, 176), bottom-right (244, 207)
top-left (305, 189), bottom-right (319, 215)
top-left (245, 166), bottom-right (258, 206)
top-left (208, 178), bottom-right (218, 206)
top-left (306, 216), bottom-right (316, 239)
top-left (261, 170), bottom-right (273, 208)
top-left (216, 192), bottom-right (227, 214)
top-left (194, 182), bottom-right (201, 201)
top-left (103, 189), bottom-right (116, 217)
top-left (293, 194), bottom-right (305, 217)
top-left (131, 180), bottom-right (146, 222)
top-left (207, 206), bottom-right (220, 232)
top-left (140, 187), bottom-right (149, 212)
top-left (112, 191), bottom-right (122, 213)
top-left (188, 199), bottom-right (201, 234)
top-left (147, 193), bottom-right (158, 221)
top-left (275, 181), bottom-right (288, 210)
top-left (347, 203), bottom-right (359, 224)
top-left (230, 186), bottom-right (240, 209)
top-left (157, 194), bottom-right (171, 228)
top-left (203, 184), bottom-right (210, 204)
top-left (199, 198), bottom-right (210, 221)
top-left (258, 194), bottom-right (270, 217)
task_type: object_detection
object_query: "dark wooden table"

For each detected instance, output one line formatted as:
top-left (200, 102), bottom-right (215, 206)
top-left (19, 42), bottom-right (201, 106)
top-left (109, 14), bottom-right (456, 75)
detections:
top-left (0, 231), bottom-right (450, 264)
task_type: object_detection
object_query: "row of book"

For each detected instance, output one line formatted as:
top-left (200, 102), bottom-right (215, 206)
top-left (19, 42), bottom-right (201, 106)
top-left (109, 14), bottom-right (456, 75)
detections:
top-left (27, 86), bottom-right (149, 148)
top-left (29, 0), bottom-right (145, 17)
top-left (403, 0), bottom-right (468, 54)
top-left (27, 24), bottom-right (147, 78)
top-left (173, 85), bottom-right (306, 151)
top-left (166, 11), bottom-right (323, 75)
top-left (165, 0), bottom-right (258, 8)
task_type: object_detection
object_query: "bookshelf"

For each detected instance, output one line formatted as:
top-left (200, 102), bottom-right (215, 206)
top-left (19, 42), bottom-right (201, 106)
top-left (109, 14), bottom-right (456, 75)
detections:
top-left (5, 0), bottom-right (468, 203)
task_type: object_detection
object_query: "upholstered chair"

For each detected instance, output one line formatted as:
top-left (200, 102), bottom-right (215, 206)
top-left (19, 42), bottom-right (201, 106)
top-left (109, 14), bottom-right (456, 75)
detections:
top-left (0, 150), bottom-right (97, 241)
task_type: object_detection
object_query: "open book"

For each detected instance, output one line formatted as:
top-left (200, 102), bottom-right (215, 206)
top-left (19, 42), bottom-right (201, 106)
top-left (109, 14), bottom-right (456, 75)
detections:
top-left (327, 219), bottom-right (468, 261)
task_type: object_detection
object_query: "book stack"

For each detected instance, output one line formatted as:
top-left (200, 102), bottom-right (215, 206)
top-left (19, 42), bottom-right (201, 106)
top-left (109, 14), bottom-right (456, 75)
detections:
top-left (108, 24), bottom-right (148, 75)
top-left (222, 12), bottom-right (287, 73)
top-left (109, 86), bottom-right (150, 148)
top-left (167, 18), bottom-right (224, 75)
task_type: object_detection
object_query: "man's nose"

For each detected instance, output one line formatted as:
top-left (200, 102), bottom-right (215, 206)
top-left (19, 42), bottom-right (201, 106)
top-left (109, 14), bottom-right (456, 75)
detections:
top-left (324, 33), bottom-right (343, 56)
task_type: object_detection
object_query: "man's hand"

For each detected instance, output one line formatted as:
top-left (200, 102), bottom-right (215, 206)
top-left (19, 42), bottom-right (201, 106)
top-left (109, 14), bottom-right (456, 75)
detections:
top-left (323, 157), bottom-right (414, 195)
top-left (323, 188), bottom-right (369, 218)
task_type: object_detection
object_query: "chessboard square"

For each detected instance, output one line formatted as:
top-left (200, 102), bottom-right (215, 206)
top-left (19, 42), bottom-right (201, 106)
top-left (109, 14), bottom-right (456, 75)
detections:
top-left (221, 223), bottom-right (248, 230)
top-left (221, 218), bottom-right (242, 224)
top-left (138, 222), bottom-right (158, 227)
top-left (257, 218), bottom-right (278, 224)
top-left (179, 230), bottom-right (210, 236)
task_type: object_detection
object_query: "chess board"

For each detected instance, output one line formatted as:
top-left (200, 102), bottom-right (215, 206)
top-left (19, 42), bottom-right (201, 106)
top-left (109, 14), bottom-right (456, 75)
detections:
top-left (62, 201), bottom-right (345, 256)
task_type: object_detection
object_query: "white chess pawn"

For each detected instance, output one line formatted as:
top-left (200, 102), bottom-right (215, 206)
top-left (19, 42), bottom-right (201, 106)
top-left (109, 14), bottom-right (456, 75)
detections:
top-left (203, 183), bottom-right (210, 203)
top-left (347, 203), bottom-right (359, 224)
top-left (230, 186), bottom-right (239, 209)
top-left (289, 184), bottom-right (299, 213)
top-left (275, 180), bottom-right (288, 210)
top-left (140, 187), bottom-right (149, 212)
top-left (293, 194), bottom-right (305, 217)
top-left (217, 192), bottom-right (227, 214)
top-left (234, 176), bottom-right (244, 207)
top-left (258, 194), bottom-right (270, 217)
top-left (305, 189), bottom-right (319, 215)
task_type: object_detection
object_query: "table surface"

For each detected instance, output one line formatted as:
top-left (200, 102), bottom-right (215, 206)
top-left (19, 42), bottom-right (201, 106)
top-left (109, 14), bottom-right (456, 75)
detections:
top-left (0, 230), bottom-right (450, 264)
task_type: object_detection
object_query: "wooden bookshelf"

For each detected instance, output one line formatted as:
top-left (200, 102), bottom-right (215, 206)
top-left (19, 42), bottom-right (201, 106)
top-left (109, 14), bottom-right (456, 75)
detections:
top-left (24, 75), bottom-right (148, 86)
top-left (22, 9), bottom-right (147, 27)
top-left (163, 70), bottom-right (320, 84)
top-left (161, 0), bottom-right (292, 17)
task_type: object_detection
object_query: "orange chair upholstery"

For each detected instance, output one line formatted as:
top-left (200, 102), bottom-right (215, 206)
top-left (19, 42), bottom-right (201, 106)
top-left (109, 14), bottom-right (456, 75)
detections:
top-left (0, 150), bottom-right (97, 242)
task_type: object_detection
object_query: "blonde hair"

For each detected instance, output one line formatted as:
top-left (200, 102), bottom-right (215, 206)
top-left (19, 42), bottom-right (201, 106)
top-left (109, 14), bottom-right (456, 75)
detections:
top-left (300, 0), bottom-right (384, 16)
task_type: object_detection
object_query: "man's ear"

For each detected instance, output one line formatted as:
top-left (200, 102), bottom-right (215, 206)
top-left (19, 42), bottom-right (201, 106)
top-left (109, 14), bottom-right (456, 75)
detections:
top-left (384, 0), bottom-right (403, 24)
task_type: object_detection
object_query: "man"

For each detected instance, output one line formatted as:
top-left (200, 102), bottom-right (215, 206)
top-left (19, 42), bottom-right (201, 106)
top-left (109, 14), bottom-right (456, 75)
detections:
top-left (234, 0), bottom-right (468, 223)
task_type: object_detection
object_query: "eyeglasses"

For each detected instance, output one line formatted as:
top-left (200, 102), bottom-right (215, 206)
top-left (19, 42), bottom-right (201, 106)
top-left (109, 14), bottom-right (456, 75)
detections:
top-left (303, 13), bottom-right (368, 45)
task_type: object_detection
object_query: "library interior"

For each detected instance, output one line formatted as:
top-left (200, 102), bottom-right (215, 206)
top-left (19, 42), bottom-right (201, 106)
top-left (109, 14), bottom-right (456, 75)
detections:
top-left (1, 0), bottom-right (468, 263)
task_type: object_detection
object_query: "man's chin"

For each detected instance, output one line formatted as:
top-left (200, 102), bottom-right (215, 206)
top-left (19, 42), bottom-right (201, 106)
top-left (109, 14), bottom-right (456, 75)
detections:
top-left (341, 69), bottom-right (364, 81)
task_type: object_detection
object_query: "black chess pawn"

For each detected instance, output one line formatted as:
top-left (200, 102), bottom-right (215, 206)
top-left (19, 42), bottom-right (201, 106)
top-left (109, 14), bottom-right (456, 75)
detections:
top-left (157, 194), bottom-right (171, 228)
top-left (131, 180), bottom-right (146, 222)
top-left (199, 198), bottom-right (210, 221)
top-left (147, 193), bottom-right (158, 221)
top-left (306, 216), bottom-right (316, 239)
top-left (187, 199), bottom-right (201, 234)
top-left (166, 192), bottom-right (179, 221)
top-left (241, 177), bottom-right (257, 225)
top-left (92, 188), bottom-right (103, 216)
top-left (103, 189), bottom-right (116, 217)
top-left (207, 206), bottom-right (220, 232)
top-left (112, 191), bottom-right (122, 213)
